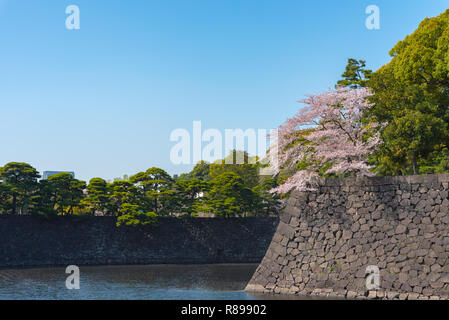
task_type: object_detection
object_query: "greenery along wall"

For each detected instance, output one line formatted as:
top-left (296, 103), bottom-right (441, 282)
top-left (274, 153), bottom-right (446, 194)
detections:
top-left (0, 150), bottom-right (282, 225)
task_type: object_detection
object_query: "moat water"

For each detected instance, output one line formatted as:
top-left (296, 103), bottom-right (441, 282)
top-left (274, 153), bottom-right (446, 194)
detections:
top-left (0, 264), bottom-right (310, 300)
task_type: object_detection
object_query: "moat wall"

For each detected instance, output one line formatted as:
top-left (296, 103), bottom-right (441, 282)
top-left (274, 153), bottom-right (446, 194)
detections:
top-left (246, 174), bottom-right (449, 300)
top-left (0, 216), bottom-right (278, 268)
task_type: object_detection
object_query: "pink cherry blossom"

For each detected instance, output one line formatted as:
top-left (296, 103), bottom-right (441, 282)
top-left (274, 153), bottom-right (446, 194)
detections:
top-left (271, 87), bottom-right (380, 193)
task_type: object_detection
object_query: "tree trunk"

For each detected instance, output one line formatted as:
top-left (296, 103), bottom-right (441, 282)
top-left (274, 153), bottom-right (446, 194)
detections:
top-left (412, 152), bottom-right (418, 175)
top-left (12, 194), bottom-right (16, 215)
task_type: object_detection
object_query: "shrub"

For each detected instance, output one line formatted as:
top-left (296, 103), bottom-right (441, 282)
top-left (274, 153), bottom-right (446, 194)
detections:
top-left (116, 203), bottom-right (158, 227)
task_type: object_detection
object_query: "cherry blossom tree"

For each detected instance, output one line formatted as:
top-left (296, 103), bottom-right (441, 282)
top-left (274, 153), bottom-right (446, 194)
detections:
top-left (271, 87), bottom-right (380, 193)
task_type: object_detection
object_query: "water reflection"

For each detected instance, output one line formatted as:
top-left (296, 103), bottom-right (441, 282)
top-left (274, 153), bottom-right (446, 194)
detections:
top-left (0, 264), bottom-right (320, 300)
top-left (0, 264), bottom-right (252, 300)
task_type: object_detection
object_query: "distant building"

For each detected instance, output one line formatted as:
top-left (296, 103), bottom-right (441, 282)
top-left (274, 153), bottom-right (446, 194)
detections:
top-left (42, 171), bottom-right (75, 180)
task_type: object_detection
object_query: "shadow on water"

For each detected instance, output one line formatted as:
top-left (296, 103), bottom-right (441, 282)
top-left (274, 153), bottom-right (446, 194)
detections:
top-left (0, 264), bottom-right (318, 300)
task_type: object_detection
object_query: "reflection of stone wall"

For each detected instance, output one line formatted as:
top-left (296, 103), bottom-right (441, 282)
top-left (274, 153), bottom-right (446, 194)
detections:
top-left (246, 174), bottom-right (449, 300)
top-left (0, 217), bottom-right (278, 268)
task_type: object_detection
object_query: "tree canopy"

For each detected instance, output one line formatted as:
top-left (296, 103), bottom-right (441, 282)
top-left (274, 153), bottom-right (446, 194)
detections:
top-left (272, 87), bottom-right (380, 193)
top-left (268, 10), bottom-right (449, 193)
top-left (0, 157), bottom-right (281, 222)
top-left (336, 58), bottom-right (372, 89)
top-left (368, 9), bottom-right (449, 175)
top-left (0, 162), bottom-right (40, 215)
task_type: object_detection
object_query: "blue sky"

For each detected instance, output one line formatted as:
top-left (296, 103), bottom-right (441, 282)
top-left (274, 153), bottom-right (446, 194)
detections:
top-left (0, 0), bottom-right (448, 181)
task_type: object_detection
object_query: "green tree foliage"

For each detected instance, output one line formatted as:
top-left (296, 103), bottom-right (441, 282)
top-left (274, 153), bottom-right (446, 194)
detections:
top-left (0, 183), bottom-right (12, 214)
top-left (82, 178), bottom-right (110, 215)
top-left (252, 177), bottom-right (282, 216)
top-left (130, 167), bottom-right (174, 215)
top-left (174, 151), bottom-right (281, 217)
top-left (30, 179), bottom-right (58, 218)
top-left (209, 150), bottom-right (260, 188)
top-left (419, 148), bottom-right (449, 174)
top-left (108, 180), bottom-right (140, 216)
top-left (368, 9), bottom-right (449, 175)
top-left (178, 161), bottom-right (211, 181)
top-left (46, 173), bottom-right (86, 215)
top-left (191, 161), bottom-right (211, 180)
top-left (172, 179), bottom-right (210, 216)
top-left (0, 162), bottom-right (40, 214)
top-left (199, 172), bottom-right (258, 218)
top-left (0, 159), bottom-right (280, 219)
top-left (116, 203), bottom-right (158, 227)
top-left (337, 58), bottom-right (373, 89)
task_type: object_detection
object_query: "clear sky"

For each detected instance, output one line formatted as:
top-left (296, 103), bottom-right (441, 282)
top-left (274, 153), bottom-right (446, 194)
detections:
top-left (1, 0), bottom-right (448, 182)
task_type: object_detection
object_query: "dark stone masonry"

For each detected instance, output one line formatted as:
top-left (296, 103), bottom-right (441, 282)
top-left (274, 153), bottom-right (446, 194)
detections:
top-left (246, 174), bottom-right (449, 300)
top-left (0, 216), bottom-right (278, 268)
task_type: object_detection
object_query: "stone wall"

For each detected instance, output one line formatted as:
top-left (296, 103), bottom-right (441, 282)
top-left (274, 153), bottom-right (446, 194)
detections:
top-left (0, 216), bottom-right (278, 268)
top-left (246, 174), bottom-right (449, 300)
